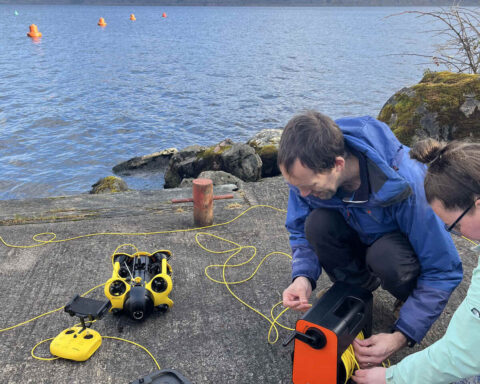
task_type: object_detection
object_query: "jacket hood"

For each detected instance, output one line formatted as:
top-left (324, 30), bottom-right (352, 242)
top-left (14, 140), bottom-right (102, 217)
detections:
top-left (335, 116), bottom-right (413, 207)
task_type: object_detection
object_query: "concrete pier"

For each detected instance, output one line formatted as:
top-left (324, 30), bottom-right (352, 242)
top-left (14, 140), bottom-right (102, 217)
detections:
top-left (0, 177), bottom-right (476, 383)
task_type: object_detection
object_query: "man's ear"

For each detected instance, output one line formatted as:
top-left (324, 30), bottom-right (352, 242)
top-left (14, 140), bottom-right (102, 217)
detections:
top-left (334, 156), bottom-right (345, 172)
top-left (475, 197), bottom-right (480, 209)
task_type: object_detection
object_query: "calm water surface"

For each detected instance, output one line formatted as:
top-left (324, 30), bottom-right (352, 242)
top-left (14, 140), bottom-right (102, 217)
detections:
top-left (0, 5), bottom-right (444, 200)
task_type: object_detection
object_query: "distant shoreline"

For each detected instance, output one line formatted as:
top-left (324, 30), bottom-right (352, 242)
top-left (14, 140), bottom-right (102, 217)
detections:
top-left (2, 1), bottom-right (478, 6)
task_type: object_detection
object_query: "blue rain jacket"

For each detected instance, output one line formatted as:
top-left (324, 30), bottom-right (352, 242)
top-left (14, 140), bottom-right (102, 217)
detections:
top-left (286, 116), bottom-right (463, 343)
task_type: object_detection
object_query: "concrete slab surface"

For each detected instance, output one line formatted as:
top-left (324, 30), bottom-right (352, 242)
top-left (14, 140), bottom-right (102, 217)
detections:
top-left (0, 177), bottom-right (477, 384)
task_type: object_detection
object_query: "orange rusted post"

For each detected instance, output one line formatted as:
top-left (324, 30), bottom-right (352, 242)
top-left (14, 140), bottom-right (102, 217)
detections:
top-left (193, 178), bottom-right (213, 226)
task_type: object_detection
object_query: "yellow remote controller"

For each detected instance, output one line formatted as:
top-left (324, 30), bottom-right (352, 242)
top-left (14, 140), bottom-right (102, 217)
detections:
top-left (50, 326), bottom-right (102, 361)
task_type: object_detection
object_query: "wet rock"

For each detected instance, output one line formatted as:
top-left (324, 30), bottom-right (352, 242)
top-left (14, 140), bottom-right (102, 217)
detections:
top-left (112, 148), bottom-right (178, 175)
top-left (90, 176), bottom-right (128, 194)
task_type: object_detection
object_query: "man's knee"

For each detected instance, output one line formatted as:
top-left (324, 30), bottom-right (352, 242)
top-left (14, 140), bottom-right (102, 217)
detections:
top-left (305, 208), bottom-right (350, 244)
top-left (366, 232), bottom-right (420, 300)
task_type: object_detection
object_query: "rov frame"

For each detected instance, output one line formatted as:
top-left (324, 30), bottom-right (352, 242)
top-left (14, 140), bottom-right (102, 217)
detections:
top-left (104, 250), bottom-right (174, 321)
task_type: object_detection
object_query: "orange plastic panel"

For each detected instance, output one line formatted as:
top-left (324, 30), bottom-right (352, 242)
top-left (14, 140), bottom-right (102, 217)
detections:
top-left (292, 320), bottom-right (338, 384)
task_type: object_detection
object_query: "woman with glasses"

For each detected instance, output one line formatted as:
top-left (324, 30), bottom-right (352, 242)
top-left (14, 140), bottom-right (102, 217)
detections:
top-left (353, 138), bottom-right (480, 384)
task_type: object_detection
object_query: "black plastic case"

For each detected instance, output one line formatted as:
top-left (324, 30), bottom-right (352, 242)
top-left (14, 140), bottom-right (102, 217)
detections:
top-left (129, 369), bottom-right (192, 384)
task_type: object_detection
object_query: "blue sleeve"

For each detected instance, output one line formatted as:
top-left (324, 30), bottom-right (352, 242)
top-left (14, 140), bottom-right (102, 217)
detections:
top-left (285, 187), bottom-right (321, 289)
top-left (393, 191), bottom-right (463, 343)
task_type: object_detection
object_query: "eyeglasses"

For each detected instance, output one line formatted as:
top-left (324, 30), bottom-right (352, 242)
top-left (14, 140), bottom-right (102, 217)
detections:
top-left (444, 199), bottom-right (477, 236)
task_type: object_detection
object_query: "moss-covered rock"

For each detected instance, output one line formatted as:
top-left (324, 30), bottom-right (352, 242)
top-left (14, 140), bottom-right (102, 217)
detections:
top-left (90, 176), bottom-right (128, 194)
top-left (378, 71), bottom-right (480, 146)
top-left (195, 139), bottom-right (233, 171)
top-left (247, 129), bottom-right (282, 177)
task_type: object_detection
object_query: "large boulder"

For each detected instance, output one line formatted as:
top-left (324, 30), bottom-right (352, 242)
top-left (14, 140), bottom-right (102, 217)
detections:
top-left (247, 129), bottom-right (282, 177)
top-left (90, 176), bottom-right (128, 194)
top-left (164, 140), bottom-right (262, 188)
top-left (220, 143), bottom-right (262, 182)
top-left (112, 148), bottom-right (178, 175)
top-left (164, 145), bottom-right (210, 188)
top-left (378, 71), bottom-right (480, 146)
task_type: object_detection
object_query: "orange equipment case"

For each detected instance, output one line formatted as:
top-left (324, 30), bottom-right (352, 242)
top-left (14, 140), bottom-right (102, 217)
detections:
top-left (285, 281), bottom-right (373, 384)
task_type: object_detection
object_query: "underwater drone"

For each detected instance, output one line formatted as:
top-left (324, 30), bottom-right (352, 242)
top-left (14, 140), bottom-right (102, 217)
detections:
top-left (104, 250), bottom-right (174, 321)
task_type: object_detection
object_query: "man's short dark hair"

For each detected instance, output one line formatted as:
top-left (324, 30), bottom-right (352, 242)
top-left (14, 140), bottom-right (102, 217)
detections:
top-left (278, 110), bottom-right (345, 174)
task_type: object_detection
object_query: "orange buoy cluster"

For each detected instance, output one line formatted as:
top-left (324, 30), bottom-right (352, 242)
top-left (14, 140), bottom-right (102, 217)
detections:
top-left (27, 12), bottom-right (170, 38)
top-left (27, 24), bottom-right (42, 38)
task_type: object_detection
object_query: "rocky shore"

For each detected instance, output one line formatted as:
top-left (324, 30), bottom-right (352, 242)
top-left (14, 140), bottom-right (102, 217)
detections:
top-left (92, 71), bottom-right (480, 195)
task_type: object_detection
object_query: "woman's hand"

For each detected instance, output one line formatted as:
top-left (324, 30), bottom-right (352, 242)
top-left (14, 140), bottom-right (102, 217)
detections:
top-left (352, 367), bottom-right (387, 384)
top-left (353, 332), bottom-right (407, 367)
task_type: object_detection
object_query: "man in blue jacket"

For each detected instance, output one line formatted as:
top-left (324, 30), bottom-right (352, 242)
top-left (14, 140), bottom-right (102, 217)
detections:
top-left (278, 110), bottom-right (463, 365)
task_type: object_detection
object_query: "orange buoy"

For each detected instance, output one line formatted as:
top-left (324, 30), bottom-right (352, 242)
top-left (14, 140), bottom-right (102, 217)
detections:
top-left (193, 178), bottom-right (213, 226)
top-left (27, 24), bottom-right (42, 38)
top-left (162, 12), bottom-right (167, 18)
top-left (130, 14), bottom-right (136, 21)
top-left (98, 17), bottom-right (107, 27)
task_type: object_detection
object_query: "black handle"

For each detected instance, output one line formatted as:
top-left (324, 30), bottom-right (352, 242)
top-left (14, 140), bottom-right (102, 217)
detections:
top-left (282, 328), bottom-right (327, 350)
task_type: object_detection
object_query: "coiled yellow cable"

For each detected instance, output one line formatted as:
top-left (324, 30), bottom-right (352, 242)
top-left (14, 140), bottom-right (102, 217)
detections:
top-left (341, 331), bottom-right (364, 383)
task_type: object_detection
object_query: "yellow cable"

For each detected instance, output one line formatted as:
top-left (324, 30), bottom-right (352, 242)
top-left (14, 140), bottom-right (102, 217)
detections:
top-left (31, 337), bottom-right (58, 361)
top-left (196, 231), bottom-right (293, 343)
top-left (102, 336), bottom-right (161, 370)
top-left (341, 331), bottom-right (364, 383)
top-left (0, 204), bottom-right (287, 249)
top-left (110, 244), bottom-right (139, 266)
top-left (462, 236), bottom-right (479, 246)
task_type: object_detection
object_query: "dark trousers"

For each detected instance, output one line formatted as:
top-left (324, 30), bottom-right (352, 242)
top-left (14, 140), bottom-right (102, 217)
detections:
top-left (305, 208), bottom-right (420, 301)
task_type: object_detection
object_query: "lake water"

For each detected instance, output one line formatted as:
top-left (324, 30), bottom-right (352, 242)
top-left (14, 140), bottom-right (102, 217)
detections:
top-left (0, 5), bottom-right (445, 200)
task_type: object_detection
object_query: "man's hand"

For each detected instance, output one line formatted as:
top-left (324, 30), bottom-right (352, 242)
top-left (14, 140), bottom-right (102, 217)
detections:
top-left (352, 367), bottom-right (387, 384)
top-left (353, 332), bottom-right (407, 367)
top-left (282, 276), bottom-right (312, 311)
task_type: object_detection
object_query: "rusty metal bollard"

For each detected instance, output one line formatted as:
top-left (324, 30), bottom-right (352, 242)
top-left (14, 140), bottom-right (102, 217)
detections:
top-left (193, 178), bottom-right (213, 226)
